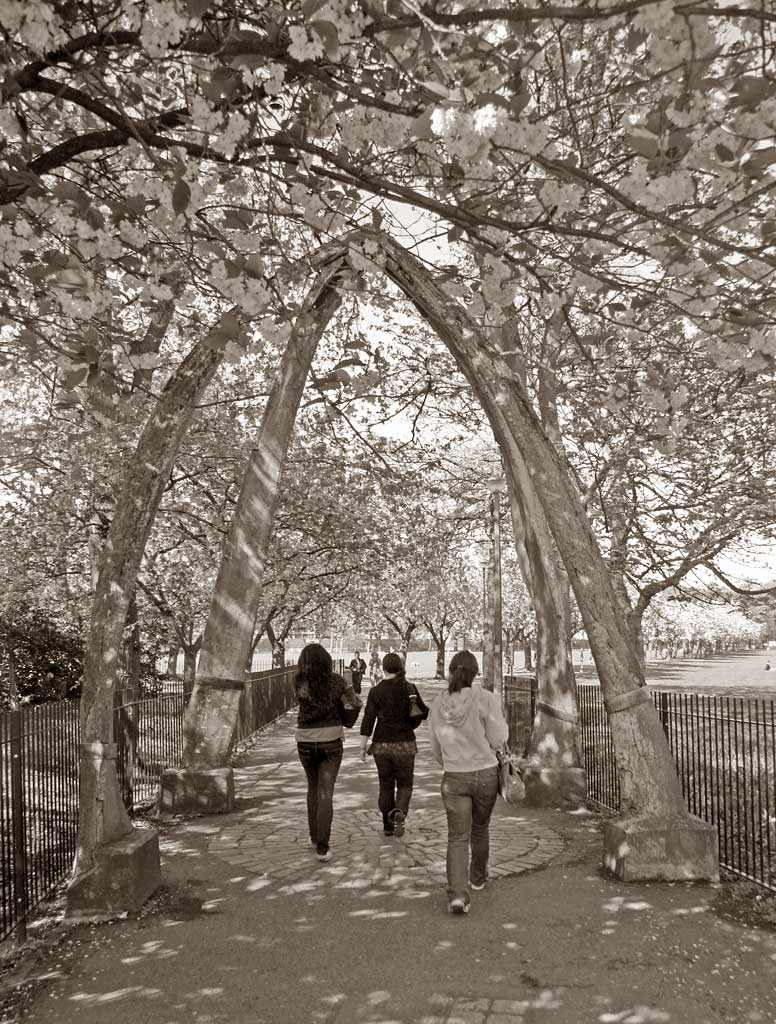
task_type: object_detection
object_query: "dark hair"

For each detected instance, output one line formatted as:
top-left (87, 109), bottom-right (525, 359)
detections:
top-left (448, 650), bottom-right (479, 694)
top-left (296, 643), bottom-right (334, 701)
top-left (382, 652), bottom-right (404, 676)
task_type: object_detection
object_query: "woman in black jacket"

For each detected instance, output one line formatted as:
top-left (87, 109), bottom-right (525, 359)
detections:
top-left (359, 652), bottom-right (429, 837)
top-left (295, 643), bottom-right (361, 862)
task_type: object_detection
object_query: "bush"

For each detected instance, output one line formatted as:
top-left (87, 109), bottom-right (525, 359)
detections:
top-left (0, 604), bottom-right (84, 708)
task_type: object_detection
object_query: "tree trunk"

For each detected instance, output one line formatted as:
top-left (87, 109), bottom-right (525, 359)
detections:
top-left (272, 639), bottom-right (285, 669)
top-left (483, 489), bottom-right (504, 696)
top-left (503, 630), bottom-right (515, 675)
top-left (120, 593), bottom-right (142, 704)
top-left (504, 468), bottom-right (581, 776)
top-left (523, 643), bottom-right (533, 672)
top-left (115, 594), bottom-right (141, 810)
top-left (74, 330), bottom-right (225, 882)
top-left (87, 510), bottom-right (106, 594)
top-left (166, 643), bottom-right (179, 676)
top-left (628, 605), bottom-right (647, 670)
top-left (183, 272), bottom-right (343, 768)
top-left (130, 299), bottom-right (176, 391)
top-left (609, 510), bottom-right (649, 670)
top-left (435, 635), bottom-right (446, 678)
top-left (264, 622), bottom-right (288, 669)
top-left (377, 233), bottom-right (686, 818)
top-left (182, 642), bottom-right (199, 704)
top-left (425, 622), bottom-right (448, 679)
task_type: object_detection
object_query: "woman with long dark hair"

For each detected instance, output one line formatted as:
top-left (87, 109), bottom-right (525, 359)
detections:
top-left (359, 651), bottom-right (429, 837)
top-left (295, 642), bottom-right (361, 862)
top-left (428, 650), bottom-right (509, 914)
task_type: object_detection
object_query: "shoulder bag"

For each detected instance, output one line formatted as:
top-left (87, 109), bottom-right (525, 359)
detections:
top-left (406, 682), bottom-right (428, 722)
top-left (338, 684), bottom-right (362, 729)
top-left (495, 747), bottom-right (525, 803)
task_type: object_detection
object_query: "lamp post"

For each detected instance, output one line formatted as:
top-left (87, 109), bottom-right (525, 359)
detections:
top-left (483, 476), bottom-right (507, 699)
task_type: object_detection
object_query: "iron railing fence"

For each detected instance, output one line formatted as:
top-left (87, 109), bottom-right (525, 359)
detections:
top-left (0, 693), bottom-right (188, 944)
top-left (114, 692), bottom-right (187, 810)
top-left (0, 702), bottom-right (79, 945)
top-left (503, 674), bottom-right (537, 756)
top-left (579, 685), bottom-right (776, 892)
top-left (0, 661), bottom-right (340, 944)
top-left (578, 684), bottom-right (620, 811)
top-left (237, 665), bottom-right (298, 743)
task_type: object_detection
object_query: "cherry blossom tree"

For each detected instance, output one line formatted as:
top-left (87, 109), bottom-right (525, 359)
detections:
top-left (5, 0), bottom-right (774, 890)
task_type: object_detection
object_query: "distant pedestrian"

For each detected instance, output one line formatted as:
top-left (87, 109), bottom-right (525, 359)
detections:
top-left (766, 662), bottom-right (772, 671)
top-left (359, 652), bottom-right (429, 837)
top-left (295, 643), bottom-right (362, 862)
top-left (428, 650), bottom-right (509, 915)
top-left (369, 648), bottom-right (382, 686)
top-left (349, 650), bottom-right (367, 694)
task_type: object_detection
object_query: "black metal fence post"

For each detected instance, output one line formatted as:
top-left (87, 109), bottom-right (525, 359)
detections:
top-left (659, 691), bottom-right (670, 741)
top-left (9, 709), bottom-right (27, 944)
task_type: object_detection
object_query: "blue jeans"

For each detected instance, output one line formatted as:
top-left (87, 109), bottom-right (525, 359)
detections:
top-left (297, 739), bottom-right (343, 854)
top-left (441, 767), bottom-right (499, 902)
top-left (373, 752), bottom-right (415, 831)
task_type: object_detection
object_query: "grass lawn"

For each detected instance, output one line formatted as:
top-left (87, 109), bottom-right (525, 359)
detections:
top-left (346, 647), bottom-right (776, 699)
top-left (642, 649), bottom-right (776, 698)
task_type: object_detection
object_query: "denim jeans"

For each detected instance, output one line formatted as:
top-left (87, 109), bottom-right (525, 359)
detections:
top-left (441, 766), bottom-right (499, 902)
top-left (297, 739), bottom-right (343, 854)
top-left (373, 752), bottom-right (415, 831)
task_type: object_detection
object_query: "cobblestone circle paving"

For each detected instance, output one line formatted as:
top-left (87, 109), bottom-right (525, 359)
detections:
top-left (210, 801), bottom-right (563, 894)
top-left (207, 741), bottom-right (565, 896)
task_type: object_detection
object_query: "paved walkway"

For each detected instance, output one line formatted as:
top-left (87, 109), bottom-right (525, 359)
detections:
top-left (211, 719), bottom-right (562, 894)
top-left (10, 682), bottom-right (776, 1024)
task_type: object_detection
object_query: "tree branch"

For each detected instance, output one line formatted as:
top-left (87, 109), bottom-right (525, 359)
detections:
top-left (702, 562), bottom-right (776, 596)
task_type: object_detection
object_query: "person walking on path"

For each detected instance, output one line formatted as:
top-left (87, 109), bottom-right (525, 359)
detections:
top-left (428, 650), bottom-right (509, 915)
top-left (369, 647), bottom-right (382, 686)
top-left (349, 650), bottom-right (367, 694)
top-left (295, 643), bottom-right (362, 862)
top-left (359, 652), bottom-right (429, 837)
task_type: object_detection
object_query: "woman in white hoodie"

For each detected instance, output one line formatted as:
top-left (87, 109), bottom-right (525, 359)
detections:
top-left (428, 650), bottom-right (509, 914)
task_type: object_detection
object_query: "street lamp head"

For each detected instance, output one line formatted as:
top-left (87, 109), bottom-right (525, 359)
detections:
top-left (485, 475), bottom-right (507, 494)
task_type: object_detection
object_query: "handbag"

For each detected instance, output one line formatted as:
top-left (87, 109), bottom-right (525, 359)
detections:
top-left (407, 683), bottom-right (427, 722)
top-left (496, 747), bottom-right (525, 803)
top-left (338, 687), bottom-right (362, 729)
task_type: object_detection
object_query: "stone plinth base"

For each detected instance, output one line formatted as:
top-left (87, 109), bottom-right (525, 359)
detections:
top-left (523, 766), bottom-right (587, 810)
top-left (159, 767), bottom-right (235, 815)
top-left (66, 827), bottom-right (161, 921)
top-left (603, 814), bottom-right (719, 882)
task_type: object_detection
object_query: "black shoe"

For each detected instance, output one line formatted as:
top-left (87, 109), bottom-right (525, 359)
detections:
top-left (448, 898), bottom-right (470, 915)
top-left (389, 809), bottom-right (405, 837)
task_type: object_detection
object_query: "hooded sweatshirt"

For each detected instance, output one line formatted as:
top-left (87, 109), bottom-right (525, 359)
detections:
top-left (428, 685), bottom-right (509, 773)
